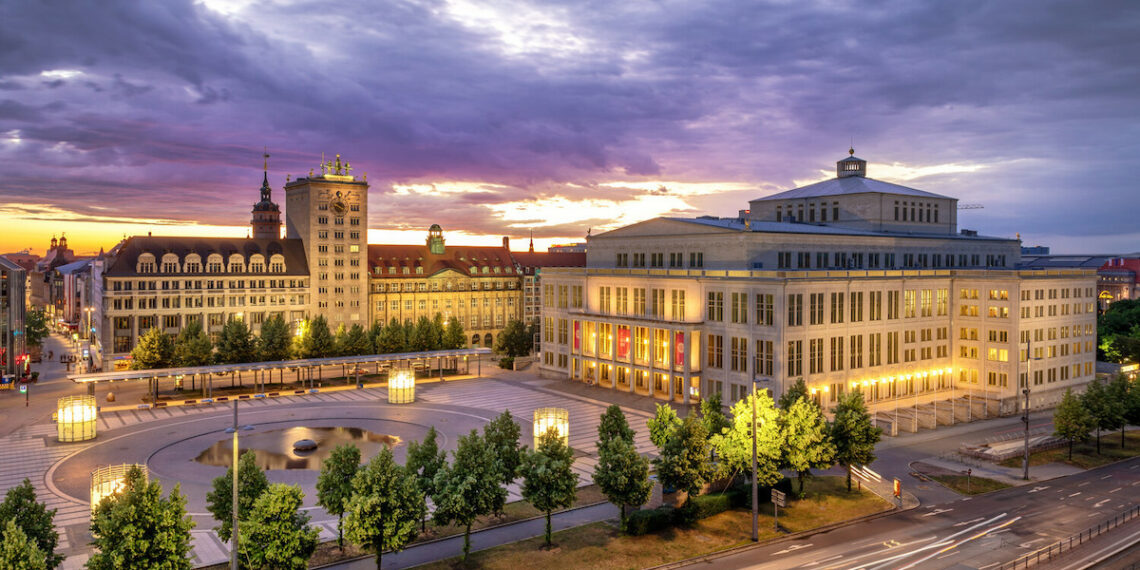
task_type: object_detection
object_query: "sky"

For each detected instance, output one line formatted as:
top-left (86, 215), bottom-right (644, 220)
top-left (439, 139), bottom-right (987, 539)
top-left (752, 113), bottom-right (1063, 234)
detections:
top-left (1, 0), bottom-right (1138, 256)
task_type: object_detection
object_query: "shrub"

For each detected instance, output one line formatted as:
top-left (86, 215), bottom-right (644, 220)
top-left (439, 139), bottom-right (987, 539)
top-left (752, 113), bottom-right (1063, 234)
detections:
top-left (498, 357), bottom-right (515, 370)
top-left (626, 507), bottom-right (674, 536)
top-left (689, 492), bottom-right (732, 520)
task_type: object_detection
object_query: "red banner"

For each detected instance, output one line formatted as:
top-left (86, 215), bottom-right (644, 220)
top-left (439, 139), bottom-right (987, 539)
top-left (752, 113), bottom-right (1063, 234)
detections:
top-left (617, 327), bottom-right (630, 359)
top-left (573, 321), bottom-right (580, 352)
top-left (674, 332), bottom-right (685, 367)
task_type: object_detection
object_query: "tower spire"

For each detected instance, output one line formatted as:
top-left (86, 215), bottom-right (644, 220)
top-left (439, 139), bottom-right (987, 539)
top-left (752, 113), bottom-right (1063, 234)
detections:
top-left (529, 230), bottom-right (534, 253)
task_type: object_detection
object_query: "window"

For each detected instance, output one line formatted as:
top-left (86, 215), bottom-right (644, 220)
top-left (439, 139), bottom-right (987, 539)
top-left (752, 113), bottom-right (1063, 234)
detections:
top-left (651, 288), bottom-right (665, 319)
top-left (869, 291), bottom-right (882, 321)
top-left (787, 293), bottom-right (803, 326)
top-left (731, 292), bottom-right (747, 323)
top-left (599, 286), bottom-right (612, 313)
top-left (730, 337), bottom-right (748, 372)
top-left (707, 292), bottom-right (724, 321)
top-left (830, 336), bottom-right (844, 371)
top-left (849, 335), bottom-right (863, 369)
top-left (887, 291), bottom-right (900, 320)
top-left (755, 294), bottom-right (774, 326)
top-left (754, 340), bottom-right (773, 376)
top-left (904, 290), bottom-right (916, 318)
top-left (850, 291), bottom-right (863, 322)
top-left (634, 288), bottom-right (646, 315)
top-left (809, 293), bottom-right (824, 325)
top-left (670, 290), bottom-right (685, 320)
top-left (787, 340), bottom-right (802, 376)
top-left (809, 338), bottom-right (823, 374)
top-left (830, 292), bottom-right (844, 324)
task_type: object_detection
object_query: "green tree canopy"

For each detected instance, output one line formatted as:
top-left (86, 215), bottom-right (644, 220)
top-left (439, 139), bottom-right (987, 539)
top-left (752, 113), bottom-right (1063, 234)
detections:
top-left (592, 436), bottom-right (652, 532)
top-left (443, 318), bottom-right (466, 349)
top-left (172, 320), bottom-right (213, 368)
top-left (653, 414), bottom-right (710, 505)
top-left (597, 404), bottom-right (635, 448)
top-left (376, 318), bottom-right (407, 354)
top-left (316, 444), bottom-right (361, 549)
top-left (0, 479), bottom-right (61, 569)
top-left (1109, 374), bottom-right (1134, 449)
top-left (367, 321), bottom-right (385, 354)
top-left (780, 397), bottom-right (836, 494)
top-left (1, 519), bottom-right (48, 570)
top-left (1098, 299), bottom-right (1140, 362)
top-left (432, 430), bottom-right (508, 561)
top-left (710, 389), bottom-right (783, 485)
top-left (778, 378), bottom-right (811, 410)
top-left (88, 465), bottom-right (194, 570)
top-left (294, 315), bottom-right (334, 359)
top-left (130, 327), bottom-right (174, 370)
top-left (699, 392), bottom-right (731, 440)
top-left (216, 316), bottom-right (257, 364)
top-left (520, 430), bottom-right (578, 547)
top-left (256, 314), bottom-right (292, 362)
top-left (647, 403), bottom-right (682, 449)
top-left (494, 319), bottom-right (532, 357)
top-left (206, 450), bottom-right (269, 542)
top-left (345, 448), bottom-right (425, 570)
top-left (831, 391), bottom-right (882, 491)
top-left (23, 309), bottom-right (48, 348)
top-left (484, 410), bottom-right (524, 488)
top-left (1053, 388), bottom-right (1093, 460)
top-left (405, 427), bottom-right (447, 533)
top-left (431, 313), bottom-right (446, 349)
top-left (239, 484), bottom-right (318, 570)
top-left (337, 324), bottom-right (372, 357)
top-left (410, 316), bottom-right (435, 352)
top-left (1082, 379), bottom-right (1125, 454)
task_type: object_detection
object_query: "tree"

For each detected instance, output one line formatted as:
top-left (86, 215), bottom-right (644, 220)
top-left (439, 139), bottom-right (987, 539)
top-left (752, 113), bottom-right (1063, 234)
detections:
top-left (206, 451), bottom-right (269, 542)
top-left (295, 315), bottom-right (335, 359)
top-left (336, 324), bottom-right (372, 357)
top-left (592, 436), bottom-right (651, 532)
top-left (520, 430), bottom-right (578, 547)
top-left (130, 327), bottom-right (174, 370)
top-left (431, 313), bottom-right (446, 349)
top-left (0, 479), bottom-right (61, 569)
top-left (316, 444), bottom-right (361, 549)
top-left (1109, 374), bottom-right (1133, 449)
top-left (345, 448), bottom-right (425, 570)
top-left (172, 320), bottom-right (213, 367)
top-left (88, 465), bottom-right (194, 570)
top-left (778, 377), bottom-right (811, 410)
top-left (699, 392), bottom-right (731, 440)
top-left (710, 389), bottom-right (783, 485)
top-left (1, 519), bottom-right (47, 570)
top-left (256, 314), bottom-right (291, 362)
top-left (376, 318), bottom-right (407, 354)
top-left (239, 484), bottom-right (318, 570)
top-left (333, 324), bottom-right (350, 357)
top-left (494, 319), bottom-right (532, 357)
top-left (443, 318), bottom-right (465, 349)
top-left (1053, 388), bottom-right (1093, 460)
top-left (647, 403), bottom-right (682, 449)
top-left (597, 404), bottom-right (635, 448)
top-left (23, 309), bottom-right (48, 348)
top-left (831, 392), bottom-right (882, 491)
top-left (652, 414), bottom-right (709, 506)
top-left (216, 316), bottom-right (256, 364)
top-left (484, 410), bottom-right (524, 488)
top-left (432, 430), bottom-right (507, 561)
top-left (367, 321), bottom-right (385, 355)
top-left (1082, 379), bottom-right (1124, 454)
top-left (405, 427), bottom-right (447, 532)
top-left (1126, 378), bottom-right (1140, 438)
top-left (410, 316), bottom-right (435, 352)
top-left (780, 397), bottom-right (836, 495)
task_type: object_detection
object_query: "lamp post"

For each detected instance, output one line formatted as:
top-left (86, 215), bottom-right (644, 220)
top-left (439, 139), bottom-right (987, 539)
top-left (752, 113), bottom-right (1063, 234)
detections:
top-left (226, 401), bottom-right (254, 570)
top-left (1023, 340), bottom-right (1035, 481)
top-left (751, 378), bottom-right (758, 542)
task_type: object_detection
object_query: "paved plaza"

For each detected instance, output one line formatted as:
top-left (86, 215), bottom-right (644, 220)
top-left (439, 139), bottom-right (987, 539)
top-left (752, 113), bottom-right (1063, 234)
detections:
top-left (0, 370), bottom-right (656, 568)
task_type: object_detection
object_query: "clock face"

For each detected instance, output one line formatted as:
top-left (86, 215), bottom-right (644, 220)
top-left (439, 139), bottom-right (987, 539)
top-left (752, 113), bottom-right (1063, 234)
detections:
top-left (330, 199), bottom-right (347, 216)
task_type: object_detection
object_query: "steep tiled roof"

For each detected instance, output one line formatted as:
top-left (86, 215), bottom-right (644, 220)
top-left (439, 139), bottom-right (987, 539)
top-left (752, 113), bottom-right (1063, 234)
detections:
top-left (105, 236), bottom-right (308, 277)
top-left (368, 244), bottom-right (515, 279)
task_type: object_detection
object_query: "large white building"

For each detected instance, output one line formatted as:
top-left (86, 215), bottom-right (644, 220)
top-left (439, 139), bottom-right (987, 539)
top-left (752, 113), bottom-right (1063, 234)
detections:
top-left (539, 152), bottom-right (1096, 419)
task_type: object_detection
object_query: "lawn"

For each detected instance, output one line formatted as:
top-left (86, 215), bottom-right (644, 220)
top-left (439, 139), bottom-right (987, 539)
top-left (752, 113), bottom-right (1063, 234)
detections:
top-left (418, 476), bottom-right (891, 570)
top-left (998, 430), bottom-right (1140, 470)
top-left (929, 474), bottom-right (1011, 495)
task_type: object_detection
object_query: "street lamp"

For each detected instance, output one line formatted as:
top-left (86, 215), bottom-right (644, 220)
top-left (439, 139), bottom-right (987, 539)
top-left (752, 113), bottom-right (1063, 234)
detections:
top-left (751, 378), bottom-right (759, 542)
top-left (225, 401), bottom-right (254, 570)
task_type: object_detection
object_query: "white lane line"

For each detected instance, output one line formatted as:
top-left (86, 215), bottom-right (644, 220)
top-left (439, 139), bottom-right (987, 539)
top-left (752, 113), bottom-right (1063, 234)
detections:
top-left (954, 517), bottom-right (986, 527)
top-left (1020, 538), bottom-right (1045, 548)
top-left (774, 543), bottom-right (812, 555)
top-left (923, 508), bottom-right (954, 517)
top-left (800, 553), bottom-right (842, 567)
top-left (1068, 492), bottom-right (1082, 498)
top-left (1088, 512), bottom-right (1102, 517)
top-left (856, 516), bottom-right (1008, 569)
top-left (1078, 481), bottom-right (1090, 487)
top-left (1028, 486), bottom-right (1051, 493)
top-left (1101, 475), bottom-right (1113, 480)
top-left (825, 536), bottom-right (938, 568)
top-left (1094, 499), bottom-right (1111, 508)
top-left (1110, 487), bottom-right (1122, 493)
top-left (896, 517), bottom-right (1022, 570)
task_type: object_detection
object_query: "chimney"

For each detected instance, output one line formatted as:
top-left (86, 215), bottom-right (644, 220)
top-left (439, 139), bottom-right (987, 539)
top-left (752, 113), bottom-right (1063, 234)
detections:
top-left (502, 236), bottom-right (510, 250)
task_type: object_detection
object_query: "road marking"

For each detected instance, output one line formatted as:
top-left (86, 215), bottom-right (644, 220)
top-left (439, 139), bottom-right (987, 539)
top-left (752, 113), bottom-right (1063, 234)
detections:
top-left (897, 516), bottom-right (1021, 570)
top-left (979, 563), bottom-right (1000, 569)
top-left (954, 517), bottom-right (986, 527)
top-left (1110, 487), bottom-right (1122, 493)
top-left (774, 543), bottom-right (811, 555)
top-left (1101, 474), bottom-right (1113, 479)
top-left (800, 553), bottom-right (842, 566)
top-left (923, 508), bottom-right (954, 517)
top-left (1068, 492), bottom-right (1082, 498)
top-left (1027, 486), bottom-right (1050, 493)
top-left (937, 552), bottom-right (958, 560)
top-left (1078, 481), bottom-right (1090, 487)
top-left (1020, 538), bottom-right (1045, 548)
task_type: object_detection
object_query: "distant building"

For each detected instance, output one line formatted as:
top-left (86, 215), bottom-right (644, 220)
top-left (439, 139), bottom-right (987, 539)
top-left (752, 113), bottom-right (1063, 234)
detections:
top-left (1018, 253), bottom-right (1140, 311)
top-left (510, 248), bottom-right (587, 326)
top-left (549, 243), bottom-right (587, 254)
top-left (1021, 246), bottom-right (1050, 255)
top-left (0, 255), bottom-right (27, 376)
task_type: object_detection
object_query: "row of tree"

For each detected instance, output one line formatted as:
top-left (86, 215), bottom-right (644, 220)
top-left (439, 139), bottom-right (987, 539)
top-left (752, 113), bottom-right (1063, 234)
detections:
top-left (129, 313), bottom-right (468, 370)
top-left (1098, 299), bottom-right (1140, 364)
top-left (647, 379), bottom-right (882, 503)
top-left (1053, 375), bottom-right (1140, 457)
top-left (0, 479), bottom-right (63, 569)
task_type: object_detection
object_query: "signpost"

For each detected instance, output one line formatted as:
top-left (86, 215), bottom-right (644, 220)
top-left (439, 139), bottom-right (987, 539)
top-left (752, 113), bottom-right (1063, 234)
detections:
top-left (771, 489), bottom-right (786, 531)
top-left (20, 383), bottom-right (28, 406)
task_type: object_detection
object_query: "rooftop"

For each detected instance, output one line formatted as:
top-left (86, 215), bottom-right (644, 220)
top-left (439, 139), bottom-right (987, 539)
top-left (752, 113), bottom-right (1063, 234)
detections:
top-left (752, 175), bottom-right (952, 202)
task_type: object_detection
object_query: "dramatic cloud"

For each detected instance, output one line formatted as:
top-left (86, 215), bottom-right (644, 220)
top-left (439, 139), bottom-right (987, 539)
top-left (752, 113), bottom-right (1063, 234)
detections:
top-left (0, 0), bottom-right (1137, 253)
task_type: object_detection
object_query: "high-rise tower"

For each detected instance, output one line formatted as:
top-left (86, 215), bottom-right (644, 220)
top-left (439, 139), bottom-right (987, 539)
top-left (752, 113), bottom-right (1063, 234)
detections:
top-left (251, 151), bottom-right (282, 239)
top-left (284, 154), bottom-right (369, 329)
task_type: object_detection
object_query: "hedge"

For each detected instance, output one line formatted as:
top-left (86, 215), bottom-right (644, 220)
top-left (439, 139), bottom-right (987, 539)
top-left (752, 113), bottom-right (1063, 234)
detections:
top-left (627, 507), bottom-right (674, 536)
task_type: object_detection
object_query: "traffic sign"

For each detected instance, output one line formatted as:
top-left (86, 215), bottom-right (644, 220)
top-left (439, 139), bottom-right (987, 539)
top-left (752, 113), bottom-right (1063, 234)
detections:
top-left (19, 385), bottom-right (27, 394)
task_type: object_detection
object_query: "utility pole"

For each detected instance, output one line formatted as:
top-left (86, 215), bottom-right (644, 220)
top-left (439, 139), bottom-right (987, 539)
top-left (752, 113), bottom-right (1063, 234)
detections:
top-left (751, 378), bottom-right (758, 542)
top-left (1023, 340), bottom-right (1031, 481)
top-left (231, 401), bottom-right (239, 570)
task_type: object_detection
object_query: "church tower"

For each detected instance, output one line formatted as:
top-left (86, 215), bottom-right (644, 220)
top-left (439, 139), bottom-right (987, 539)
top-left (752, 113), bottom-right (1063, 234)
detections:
top-left (251, 151), bottom-right (282, 239)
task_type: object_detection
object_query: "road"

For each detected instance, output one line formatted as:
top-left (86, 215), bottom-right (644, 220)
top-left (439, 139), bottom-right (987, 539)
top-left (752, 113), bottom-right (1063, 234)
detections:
top-left (678, 457), bottom-right (1140, 570)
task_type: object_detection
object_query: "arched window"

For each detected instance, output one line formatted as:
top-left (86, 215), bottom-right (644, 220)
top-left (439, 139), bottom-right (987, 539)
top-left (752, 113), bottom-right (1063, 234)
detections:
top-left (136, 253), bottom-right (156, 273)
top-left (206, 253), bottom-right (223, 273)
top-left (249, 254), bottom-right (265, 273)
top-left (471, 334), bottom-right (481, 346)
top-left (228, 253), bottom-right (245, 273)
top-left (184, 253), bottom-right (202, 273)
top-left (160, 253), bottom-right (180, 273)
top-left (269, 254), bottom-right (285, 273)
top-left (484, 333), bottom-right (493, 346)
